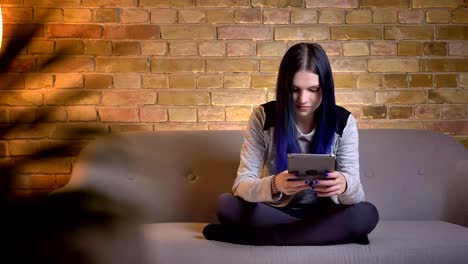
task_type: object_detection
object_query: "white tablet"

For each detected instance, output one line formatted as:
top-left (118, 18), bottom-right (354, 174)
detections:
top-left (287, 153), bottom-right (336, 181)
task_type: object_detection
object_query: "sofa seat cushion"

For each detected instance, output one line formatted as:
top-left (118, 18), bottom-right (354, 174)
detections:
top-left (142, 221), bottom-right (468, 264)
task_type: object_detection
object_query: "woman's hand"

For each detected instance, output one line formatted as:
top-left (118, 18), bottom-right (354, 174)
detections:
top-left (275, 170), bottom-right (311, 195)
top-left (312, 171), bottom-right (347, 197)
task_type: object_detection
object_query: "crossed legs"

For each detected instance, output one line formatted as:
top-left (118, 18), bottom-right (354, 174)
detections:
top-left (203, 193), bottom-right (379, 246)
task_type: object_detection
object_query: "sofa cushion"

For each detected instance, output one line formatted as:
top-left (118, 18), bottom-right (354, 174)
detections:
top-left (142, 221), bottom-right (468, 264)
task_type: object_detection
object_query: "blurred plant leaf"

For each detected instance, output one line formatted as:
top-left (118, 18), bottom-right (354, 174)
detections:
top-left (0, 22), bottom-right (109, 199)
top-left (0, 24), bottom-right (40, 74)
top-left (0, 13), bottom-right (143, 264)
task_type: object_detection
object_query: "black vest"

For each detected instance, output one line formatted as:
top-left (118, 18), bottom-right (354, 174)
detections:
top-left (260, 101), bottom-right (351, 137)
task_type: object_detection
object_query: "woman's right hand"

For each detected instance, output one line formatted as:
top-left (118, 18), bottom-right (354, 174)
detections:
top-left (275, 170), bottom-right (311, 195)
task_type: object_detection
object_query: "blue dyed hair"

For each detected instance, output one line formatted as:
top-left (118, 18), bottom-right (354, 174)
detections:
top-left (274, 43), bottom-right (337, 173)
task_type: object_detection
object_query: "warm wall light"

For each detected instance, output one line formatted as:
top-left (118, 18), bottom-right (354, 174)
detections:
top-left (0, 6), bottom-right (3, 49)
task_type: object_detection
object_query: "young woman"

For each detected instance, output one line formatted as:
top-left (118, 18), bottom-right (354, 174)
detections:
top-left (203, 43), bottom-right (379, 246)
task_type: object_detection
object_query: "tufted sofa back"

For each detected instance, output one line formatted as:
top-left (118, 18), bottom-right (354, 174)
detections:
top-left (65, 129), bottom-right (468, 226)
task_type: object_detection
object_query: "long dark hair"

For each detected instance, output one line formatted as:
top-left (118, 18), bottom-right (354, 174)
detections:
top-left (274, 43), bottom-right (337, 173)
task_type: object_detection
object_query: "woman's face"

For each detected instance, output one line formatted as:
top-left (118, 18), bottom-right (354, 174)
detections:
top-left (292, 70), bottom-right (322, 119)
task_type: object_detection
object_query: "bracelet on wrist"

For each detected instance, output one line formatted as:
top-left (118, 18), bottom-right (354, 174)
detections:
top-left (271, 175), bottom-right (280, 194)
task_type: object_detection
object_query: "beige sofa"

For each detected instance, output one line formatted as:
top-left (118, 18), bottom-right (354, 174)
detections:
top-left (64, 129), bottom-right (468, 264)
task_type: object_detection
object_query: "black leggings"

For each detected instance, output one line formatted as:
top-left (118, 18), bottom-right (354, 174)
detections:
top-left (203, 193), bottom-right (379, 246)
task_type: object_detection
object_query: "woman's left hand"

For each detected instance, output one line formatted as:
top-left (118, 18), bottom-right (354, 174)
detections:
top-left (312, 171), bottom-right (347, 197)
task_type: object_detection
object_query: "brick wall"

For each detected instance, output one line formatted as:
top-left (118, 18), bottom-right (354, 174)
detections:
top-left (1, 0), bottom-right (467, 194)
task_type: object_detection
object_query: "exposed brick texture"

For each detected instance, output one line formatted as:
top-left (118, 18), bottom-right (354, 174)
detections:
top-left (1, 1), bottom-right (467, 193)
